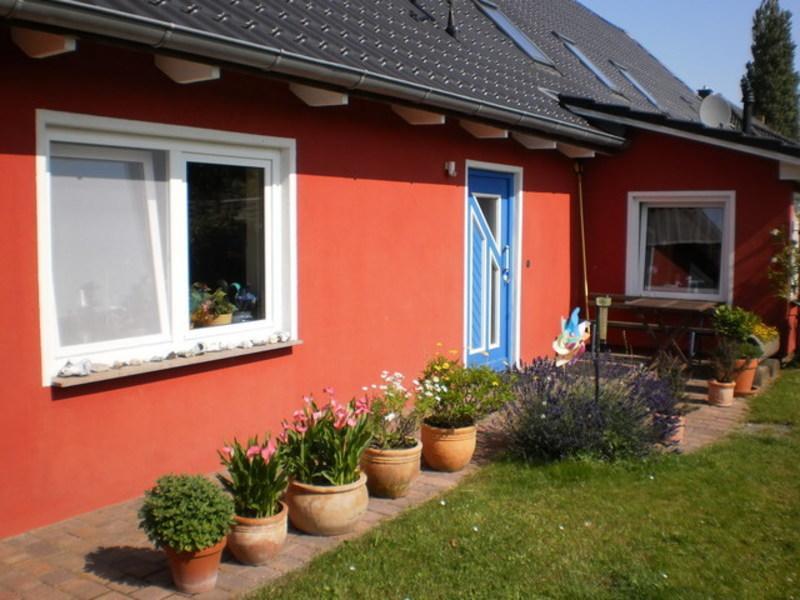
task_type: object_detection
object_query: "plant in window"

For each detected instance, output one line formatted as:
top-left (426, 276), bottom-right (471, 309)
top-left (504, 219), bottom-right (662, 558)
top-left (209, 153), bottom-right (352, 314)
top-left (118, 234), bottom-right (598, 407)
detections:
top-left (138, 474), bottom-right (233, 593)
top-left (190, 283), bottom-right (236, 327)
top-left (281, 390), bottom-right (373, 535)
top-left (217, 435), bottom-right (288, 565)
top-left (415, 355), bottom-right (512, 472)
top-left (360, 371), bottom-right (423, 498)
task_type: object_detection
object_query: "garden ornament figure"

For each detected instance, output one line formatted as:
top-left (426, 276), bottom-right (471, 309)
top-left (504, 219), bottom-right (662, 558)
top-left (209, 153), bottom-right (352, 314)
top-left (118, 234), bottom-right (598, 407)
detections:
top-left (553, 307), bottom-right (591, 367)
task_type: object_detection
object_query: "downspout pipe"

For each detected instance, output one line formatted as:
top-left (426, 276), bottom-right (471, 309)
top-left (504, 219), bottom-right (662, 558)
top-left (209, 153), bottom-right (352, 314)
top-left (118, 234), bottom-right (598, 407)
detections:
top-left (0, 0), bottom-right (625, 149)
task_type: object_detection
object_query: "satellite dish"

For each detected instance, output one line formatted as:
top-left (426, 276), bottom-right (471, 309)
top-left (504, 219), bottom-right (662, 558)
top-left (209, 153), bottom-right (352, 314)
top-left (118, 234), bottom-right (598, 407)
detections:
top-left (699, 93), bottom-right (732, 129)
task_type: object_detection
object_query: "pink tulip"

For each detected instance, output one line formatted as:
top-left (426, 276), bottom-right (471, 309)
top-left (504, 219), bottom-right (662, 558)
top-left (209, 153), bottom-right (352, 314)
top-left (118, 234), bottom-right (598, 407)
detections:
top-left (220, 446), bottom-right (233, 459)
top-left (277, 429), bottom-right (288, 444)
top-left (303, 395), bottom-right (313, 405)
top-left (294, 422), bottom-right (308, 434)
top-left (261, 439), bottom-right (277, 462)
top-left (333, 411), bottom-right (348, 430)
top-left (246, 445), bottom-right (260, 458)
top-left (347, 416), bottom-right (357, 427)
top-left (323, 386), bottom-right (335, 395)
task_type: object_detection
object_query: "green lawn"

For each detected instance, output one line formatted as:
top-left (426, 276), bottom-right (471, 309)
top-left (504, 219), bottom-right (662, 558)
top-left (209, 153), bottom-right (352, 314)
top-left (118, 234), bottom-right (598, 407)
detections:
top-left (252, 371), bottom-right (800, 599)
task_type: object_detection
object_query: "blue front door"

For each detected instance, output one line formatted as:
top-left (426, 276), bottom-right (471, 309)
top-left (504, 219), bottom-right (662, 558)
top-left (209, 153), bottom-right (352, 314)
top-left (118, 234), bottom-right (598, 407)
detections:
top-left (467, 169), bottom-right (515, 370)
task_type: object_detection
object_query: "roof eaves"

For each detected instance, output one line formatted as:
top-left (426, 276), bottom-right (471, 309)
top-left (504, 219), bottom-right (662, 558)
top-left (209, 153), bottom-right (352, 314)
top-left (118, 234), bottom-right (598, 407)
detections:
top-left (561, 95), bottom-right (800, 164)
top-left (1, 0), bottom-right (626, 149)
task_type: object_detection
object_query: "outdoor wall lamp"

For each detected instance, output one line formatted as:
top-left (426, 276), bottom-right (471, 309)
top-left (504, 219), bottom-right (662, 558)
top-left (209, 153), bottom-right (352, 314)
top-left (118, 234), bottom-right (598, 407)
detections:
top-left (444, 161), bottom-right (457, 177)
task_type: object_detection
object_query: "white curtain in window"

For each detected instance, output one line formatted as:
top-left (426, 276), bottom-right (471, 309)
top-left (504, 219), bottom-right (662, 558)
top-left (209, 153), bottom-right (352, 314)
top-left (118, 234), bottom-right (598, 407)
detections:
top-left (50, 144), bottom-right (167, 347)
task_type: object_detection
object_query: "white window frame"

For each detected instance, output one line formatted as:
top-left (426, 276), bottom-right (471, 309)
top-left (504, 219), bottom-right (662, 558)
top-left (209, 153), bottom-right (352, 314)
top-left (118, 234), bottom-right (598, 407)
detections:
top-left (625, 191), bottom-right (735, 303)
top-left (36, 110), bottom-right (297, 385)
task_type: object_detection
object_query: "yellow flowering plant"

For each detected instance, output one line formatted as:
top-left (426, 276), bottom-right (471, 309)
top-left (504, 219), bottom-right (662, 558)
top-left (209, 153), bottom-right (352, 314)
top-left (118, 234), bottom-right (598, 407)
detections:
top-left (416, 354), bottom-right (512, 428)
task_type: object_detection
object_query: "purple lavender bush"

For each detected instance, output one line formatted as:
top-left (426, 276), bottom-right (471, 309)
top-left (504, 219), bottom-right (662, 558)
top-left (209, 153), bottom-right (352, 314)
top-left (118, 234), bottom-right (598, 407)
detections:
top-left (506, 356), bottom-right (681, 461)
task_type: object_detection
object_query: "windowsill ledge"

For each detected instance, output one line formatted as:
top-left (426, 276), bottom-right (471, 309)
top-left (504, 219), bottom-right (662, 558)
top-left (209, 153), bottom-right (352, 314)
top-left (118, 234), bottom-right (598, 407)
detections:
top-left (51, 339), bottom-right (302, 388)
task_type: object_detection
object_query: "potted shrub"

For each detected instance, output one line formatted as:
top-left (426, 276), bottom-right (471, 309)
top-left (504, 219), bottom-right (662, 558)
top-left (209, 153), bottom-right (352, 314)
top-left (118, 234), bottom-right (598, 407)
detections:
top-left (360, 371), bottom-right (422, 498)
top-left (138, 474), bottom-right (233, 594)
top-left (217, 435), bottom-right (288, 565)
top-left (416, 356), bottom-right (512, 472)
top-left (190, 282), bottom-right (236, 327)
top-left (281, 390), bottom-right (373, 536)
top-left (708, 338), bottom-right (739, 406)
top-left (712, 305), bottom-right (761, 395)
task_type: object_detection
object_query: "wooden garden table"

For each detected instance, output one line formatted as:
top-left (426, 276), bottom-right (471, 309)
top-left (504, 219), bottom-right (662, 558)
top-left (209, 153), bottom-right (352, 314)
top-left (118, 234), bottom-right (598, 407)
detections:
top-left (590, 294), bottom-right (718, 364)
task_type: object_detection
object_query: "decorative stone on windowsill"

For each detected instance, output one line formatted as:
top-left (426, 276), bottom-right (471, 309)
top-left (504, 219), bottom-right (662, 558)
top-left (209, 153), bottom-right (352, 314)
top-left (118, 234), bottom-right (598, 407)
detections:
top-left (51, 339), bottom-right (302, 388)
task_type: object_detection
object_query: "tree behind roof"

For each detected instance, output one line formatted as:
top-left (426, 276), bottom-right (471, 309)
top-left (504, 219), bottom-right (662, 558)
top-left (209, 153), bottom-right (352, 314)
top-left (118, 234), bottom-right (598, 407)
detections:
top-left (744, 0), bottom-right (800, 139)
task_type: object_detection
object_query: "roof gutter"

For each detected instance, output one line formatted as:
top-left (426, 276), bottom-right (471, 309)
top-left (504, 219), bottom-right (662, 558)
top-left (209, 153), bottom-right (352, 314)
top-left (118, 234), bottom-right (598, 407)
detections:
top-left (0, 0), bottom-right (625, 149)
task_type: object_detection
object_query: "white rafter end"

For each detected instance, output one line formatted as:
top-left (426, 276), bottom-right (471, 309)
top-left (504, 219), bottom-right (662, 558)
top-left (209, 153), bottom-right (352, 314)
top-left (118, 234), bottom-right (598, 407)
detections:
top-left (557, 143), bottom-right (595, 159)
top-left (155, 55), bottom-right (220, 84)
top-left (460, 120), bottom-right (509, 139)
top-left (391, 105), bottom-right (445, 125)
top-left (11, 28), bottom-right (76, 59)
top-left (512, 132), bottom-right (557, 150)
top-left (289, 83), bottom-right (349, 107)
top-left (779, 161), bottom-right (800, 181)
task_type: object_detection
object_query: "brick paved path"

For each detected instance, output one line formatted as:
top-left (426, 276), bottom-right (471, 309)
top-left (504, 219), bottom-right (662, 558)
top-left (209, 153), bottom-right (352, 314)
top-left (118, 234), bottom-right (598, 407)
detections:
top-left (0, 386), bottom-right (750, 599)
top-left (681, 378), bottom-right (751, 453)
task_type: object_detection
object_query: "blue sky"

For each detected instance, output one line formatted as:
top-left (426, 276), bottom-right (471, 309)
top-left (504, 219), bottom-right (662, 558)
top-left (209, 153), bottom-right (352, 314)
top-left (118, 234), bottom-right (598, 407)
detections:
top-left (579, 0), bottom-right (800, 105)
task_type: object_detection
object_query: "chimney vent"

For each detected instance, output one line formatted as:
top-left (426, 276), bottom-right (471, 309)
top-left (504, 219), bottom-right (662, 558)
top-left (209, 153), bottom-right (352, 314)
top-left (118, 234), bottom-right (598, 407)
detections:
top-left (446, 0), bottom-right (458, 39)
top-left (741, 76), bottom-right (754, 135)
top-left (697, 87), bottom-right (712, 99)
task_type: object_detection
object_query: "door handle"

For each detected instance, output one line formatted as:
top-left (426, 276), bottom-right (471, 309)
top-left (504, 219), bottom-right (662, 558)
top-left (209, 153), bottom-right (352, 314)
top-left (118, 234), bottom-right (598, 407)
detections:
top-left (502, 245), bottom-right (511, 283)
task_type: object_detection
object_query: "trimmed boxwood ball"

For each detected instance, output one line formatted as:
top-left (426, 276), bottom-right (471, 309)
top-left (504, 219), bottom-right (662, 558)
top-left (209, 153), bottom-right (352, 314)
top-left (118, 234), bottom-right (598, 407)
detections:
top-left (138, 474), bottom-right (234, 553)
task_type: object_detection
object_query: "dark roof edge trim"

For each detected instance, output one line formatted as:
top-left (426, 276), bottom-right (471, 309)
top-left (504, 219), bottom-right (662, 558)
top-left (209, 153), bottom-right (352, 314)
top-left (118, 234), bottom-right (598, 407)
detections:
top-left (566, 103), bottom-right (800, 166)
top-left (1, 0), bottom-right (625, 149)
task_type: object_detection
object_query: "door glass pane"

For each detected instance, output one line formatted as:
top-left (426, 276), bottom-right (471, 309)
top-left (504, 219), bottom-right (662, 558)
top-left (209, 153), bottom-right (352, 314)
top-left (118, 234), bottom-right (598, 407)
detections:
top-left (489, 257), bottom-right (500, 347)
top-left (477, 196), bottom-right (500, 240)
top-left (642, 206), bottom-right (723, 294)
top-left (50, 144), bottom-right (167, 347)
top-left (187, 162), bottom-right (265, 328)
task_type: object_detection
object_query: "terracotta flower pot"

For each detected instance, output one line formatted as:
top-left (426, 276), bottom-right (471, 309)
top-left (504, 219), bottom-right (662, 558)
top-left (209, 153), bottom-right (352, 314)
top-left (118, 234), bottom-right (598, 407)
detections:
top-left (285, 473), bottom-right (368, 536)
top-left (360, 441), bottom-right (422, 498)
top-left (163, 537), bottom-right (226, 594)
top-left (420, 423), bottom-right (476, 472)
top-left (227, 501), bottom-right (288, 566)
top-left (707, 379), bottom-right (735, 407)
top-left (661, 414), bottom-right (686, 445)
top-left (734, 358), bottom-right (758, 395)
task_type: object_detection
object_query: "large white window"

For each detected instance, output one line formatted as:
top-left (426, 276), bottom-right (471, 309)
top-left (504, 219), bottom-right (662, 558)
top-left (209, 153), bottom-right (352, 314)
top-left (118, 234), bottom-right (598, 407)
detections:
top-left (625, 192), bottom-right (735, 302)
top-left (37, 111), bottom-right (297, 384)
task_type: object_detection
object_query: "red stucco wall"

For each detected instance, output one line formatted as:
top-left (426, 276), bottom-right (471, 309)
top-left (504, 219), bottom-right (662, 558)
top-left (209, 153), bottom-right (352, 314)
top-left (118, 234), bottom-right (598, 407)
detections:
top-left (582, 130), bottom-right (797, 354)
top-left (0, 32), bottom-right (577, 538)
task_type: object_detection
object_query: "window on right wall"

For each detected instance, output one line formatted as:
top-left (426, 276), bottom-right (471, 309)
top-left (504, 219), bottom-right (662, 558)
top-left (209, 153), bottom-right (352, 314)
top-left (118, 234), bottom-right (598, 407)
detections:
top-left (626, 192), bottom-right (735, 302)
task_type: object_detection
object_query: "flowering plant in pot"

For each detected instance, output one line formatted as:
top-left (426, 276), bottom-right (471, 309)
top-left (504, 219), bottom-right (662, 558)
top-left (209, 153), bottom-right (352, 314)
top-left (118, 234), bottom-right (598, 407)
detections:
top-left (415, 355), bottom-right (512, 472)
top-left (190, 282), bottom-right (236, 328)
top-left (217, 435), bottom-right (288, 565)
top-left (281, 389), bottom-right (373, 535)
top-left (712, 305), bottom-right (762, 394)
top-left (360, 371), bottom-right (422, 498)
top-left (138, 474), bottom-right (234, 594)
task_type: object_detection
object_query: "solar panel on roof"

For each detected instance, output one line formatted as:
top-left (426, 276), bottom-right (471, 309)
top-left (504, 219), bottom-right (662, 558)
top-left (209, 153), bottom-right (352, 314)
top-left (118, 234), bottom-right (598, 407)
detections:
top-left (475, 0), bottom-right (553, 66)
